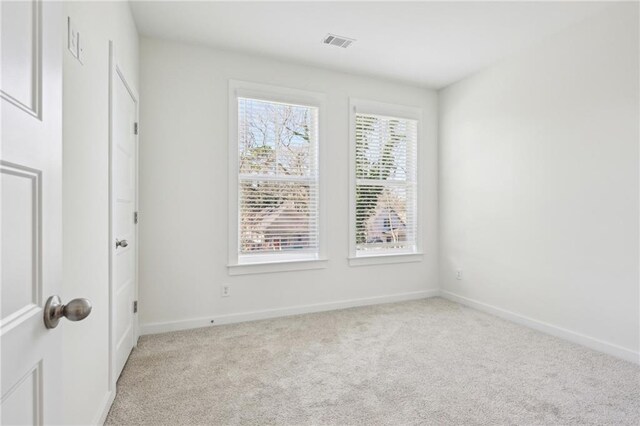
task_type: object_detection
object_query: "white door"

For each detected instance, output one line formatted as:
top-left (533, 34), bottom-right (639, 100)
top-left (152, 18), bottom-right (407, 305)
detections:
top-left (111, 51), bottom-right (138, 380)
top-left (1, 1), bottom-right (66, 424)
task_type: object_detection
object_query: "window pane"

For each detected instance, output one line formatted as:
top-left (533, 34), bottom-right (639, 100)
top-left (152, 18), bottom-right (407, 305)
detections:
top-left (354, 112), bottom-right (418, 255)
top-left (237, 96), bottom-right (319, 261)
top-left (239, 98), bottom-right (316, 177)
top-left (356, 184), bottom-right (412, 251)
top-left (355, 115), bottom-right (416, 182)
top-left (240, 179), bottom-right (318, 254)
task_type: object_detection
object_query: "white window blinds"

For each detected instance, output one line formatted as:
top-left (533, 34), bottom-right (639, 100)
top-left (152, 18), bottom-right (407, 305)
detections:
top-left (354, 113), bottom-right (418, 255)
top-left (238, 97), bottom-right (319, 260)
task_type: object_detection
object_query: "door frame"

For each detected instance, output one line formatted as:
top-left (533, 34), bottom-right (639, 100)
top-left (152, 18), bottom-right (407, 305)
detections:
top-left (108, 41), bottom-right (139, 393)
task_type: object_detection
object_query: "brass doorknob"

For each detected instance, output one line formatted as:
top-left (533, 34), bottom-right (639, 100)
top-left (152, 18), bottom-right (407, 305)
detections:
top-left (43, 295), bottom-right (92, 329)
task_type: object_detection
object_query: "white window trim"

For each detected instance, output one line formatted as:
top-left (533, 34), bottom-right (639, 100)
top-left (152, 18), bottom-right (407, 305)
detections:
top-left (228, 80), bottom-right (327, 275)
top-left (348, 98), bottom-right (424, 266)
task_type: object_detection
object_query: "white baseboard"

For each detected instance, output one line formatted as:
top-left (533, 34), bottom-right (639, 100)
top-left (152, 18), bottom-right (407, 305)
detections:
top-left (92, 389), bottom-right (115, 425)
top-left (141, 289), bottom-right (439, 336)
top-left (440, 290), bottom-right (639, 365)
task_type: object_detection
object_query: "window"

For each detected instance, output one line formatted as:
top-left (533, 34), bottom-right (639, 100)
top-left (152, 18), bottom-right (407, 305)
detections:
top-left (228, 81), bottom-right (326, 274)
top-left (350, 99), bottom-right (421, 265)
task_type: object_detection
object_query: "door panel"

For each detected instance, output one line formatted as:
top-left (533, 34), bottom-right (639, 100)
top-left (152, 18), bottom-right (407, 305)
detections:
top-left (1, 0), bottom-right (64, 423)
top-left (1, 0), bottom-right (41, 116)
top-left (1, 164), bottom-right (39, 325)
top-left (1, 362), bottom-right (41, 426)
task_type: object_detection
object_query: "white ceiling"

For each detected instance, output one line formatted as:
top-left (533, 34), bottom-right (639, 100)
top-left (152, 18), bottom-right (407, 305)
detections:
top-left (130, 1), bottom-right (609, 89)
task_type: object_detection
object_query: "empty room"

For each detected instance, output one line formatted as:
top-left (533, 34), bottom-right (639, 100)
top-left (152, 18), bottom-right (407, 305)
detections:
top-left (1, 1), bottom-right (639, 425)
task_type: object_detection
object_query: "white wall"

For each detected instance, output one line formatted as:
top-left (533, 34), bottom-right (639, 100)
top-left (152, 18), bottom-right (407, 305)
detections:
top-left (138, 38), bottom-right (439, 332)
top-left (62, 2), bottom-right (138, 424)
top-left (439, 3), bottom-right (639, 362)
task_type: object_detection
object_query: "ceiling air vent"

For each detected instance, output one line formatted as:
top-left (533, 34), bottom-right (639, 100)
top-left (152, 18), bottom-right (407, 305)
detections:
top-left (322, 33), bottom-right (355, 48)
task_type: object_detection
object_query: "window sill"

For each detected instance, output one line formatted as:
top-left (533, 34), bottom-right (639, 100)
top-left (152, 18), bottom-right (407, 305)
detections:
top-left (228, 258), bottom-right (329, 275)
top-left (348, 252), bottom-right (423, 267)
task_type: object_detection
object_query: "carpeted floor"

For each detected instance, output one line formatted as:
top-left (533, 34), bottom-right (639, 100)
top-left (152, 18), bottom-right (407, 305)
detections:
top-left (105, 297), bottom-right (640, 425)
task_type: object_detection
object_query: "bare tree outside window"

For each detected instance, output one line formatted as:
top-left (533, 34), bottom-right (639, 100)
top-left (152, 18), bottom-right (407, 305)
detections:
top-left (238, 98), bottom-right (319, 256)
top-left (355, 113), bottom-right (417, 253)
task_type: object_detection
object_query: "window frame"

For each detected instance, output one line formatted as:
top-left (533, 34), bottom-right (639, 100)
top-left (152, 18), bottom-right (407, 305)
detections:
top-left (348, 98), bottom-right (423, 266)
top-left (228, 80), bottom-right (327, 275)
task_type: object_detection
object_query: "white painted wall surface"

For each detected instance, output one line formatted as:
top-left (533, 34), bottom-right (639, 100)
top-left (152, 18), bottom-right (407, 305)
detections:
top-left (439, 4), bottom-right (639, 361)
top-left (62, 2), bottom-right (138, 424)
top-left (138, 39), bottom-right (438, 332)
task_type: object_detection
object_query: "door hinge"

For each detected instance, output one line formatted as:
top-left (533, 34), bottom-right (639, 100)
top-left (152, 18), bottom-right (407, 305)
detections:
top-left (133, 300), bottom-right (138, 313)
top-left (134, 211), bottom-right (139, 224)
top-left (134, 122), bottom-right (139, 135)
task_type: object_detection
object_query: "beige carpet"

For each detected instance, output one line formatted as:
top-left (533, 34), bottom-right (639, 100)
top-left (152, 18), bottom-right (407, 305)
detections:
top-left (106, 297), bottom-right (640, 425)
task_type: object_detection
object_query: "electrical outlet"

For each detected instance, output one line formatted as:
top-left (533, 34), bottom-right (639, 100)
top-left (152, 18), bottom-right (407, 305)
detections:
top-left (221, 285), bottom-right (231, 297)
top-left (456, 269), bottom-right (463, 280)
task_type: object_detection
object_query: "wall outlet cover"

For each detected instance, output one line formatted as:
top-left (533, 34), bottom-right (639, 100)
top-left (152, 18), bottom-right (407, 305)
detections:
top-left (221, 285), bottom-right (231, 297)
